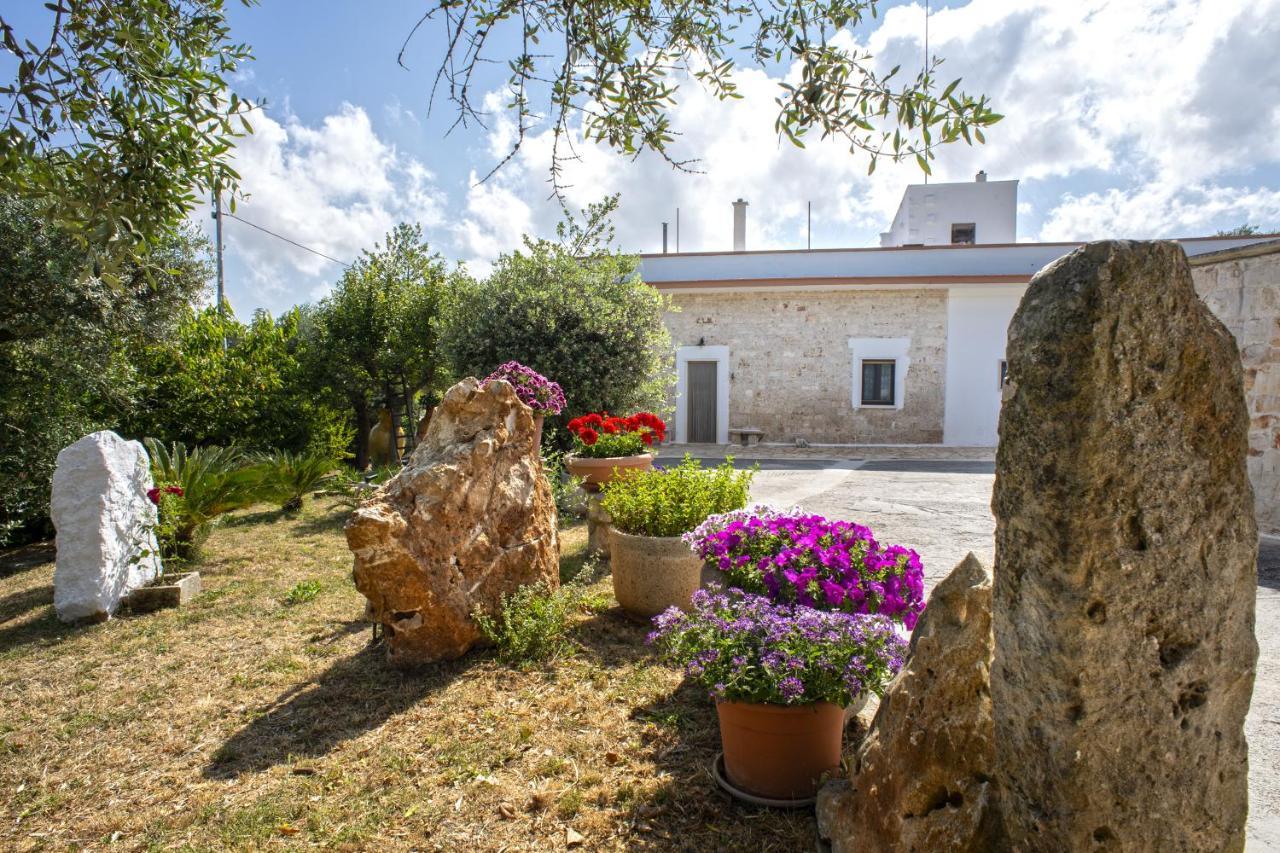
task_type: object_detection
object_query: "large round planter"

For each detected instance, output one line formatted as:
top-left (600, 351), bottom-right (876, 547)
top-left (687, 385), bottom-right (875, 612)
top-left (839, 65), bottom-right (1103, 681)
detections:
top-left (564, 453), bottom-right (652, 492)
top-left (609, 528), bottom-right (703, 618)
top-left (716, 700), bottom-right (844, 800)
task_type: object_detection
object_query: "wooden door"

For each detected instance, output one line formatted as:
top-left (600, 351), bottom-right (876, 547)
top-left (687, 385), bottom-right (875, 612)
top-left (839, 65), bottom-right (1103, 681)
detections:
top-left (687, 361), bottom-right (717, 443)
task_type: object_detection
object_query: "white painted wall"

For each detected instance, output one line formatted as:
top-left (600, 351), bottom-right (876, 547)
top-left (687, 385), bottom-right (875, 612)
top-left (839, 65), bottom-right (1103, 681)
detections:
top-left (880, 178), bottom-right (1018, 247)
top-left (674, 345), bottom-right (730, 444)
top-left (943, 285), bottom-right (1026, 446)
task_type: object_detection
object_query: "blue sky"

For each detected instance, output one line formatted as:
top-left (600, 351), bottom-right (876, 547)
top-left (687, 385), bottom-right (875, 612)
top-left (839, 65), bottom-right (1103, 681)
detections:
top-left (9, 1), bottom-right (1280, 315)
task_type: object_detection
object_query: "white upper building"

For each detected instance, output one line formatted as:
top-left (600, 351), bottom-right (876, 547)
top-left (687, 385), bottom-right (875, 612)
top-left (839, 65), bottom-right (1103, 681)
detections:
top-left (879, 171), bottom-right (1017, 247)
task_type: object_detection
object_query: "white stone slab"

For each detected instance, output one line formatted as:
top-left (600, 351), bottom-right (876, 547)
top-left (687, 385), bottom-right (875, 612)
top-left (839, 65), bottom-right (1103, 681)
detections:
top-left (51, 431), bottom-right (162, 622)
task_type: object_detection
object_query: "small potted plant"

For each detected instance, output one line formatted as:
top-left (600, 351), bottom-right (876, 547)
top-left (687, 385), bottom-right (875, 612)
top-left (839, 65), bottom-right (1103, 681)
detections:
top-left (648, 586), bottom-right (906, 804)
top-left (599, 456), bottom-right (752, 618)
top-left (684, 506), bottom-right (927, 630)
top-left (482, 361), bottom-right (566, 447)
top-left (564, 411), bottom-right (665, 491)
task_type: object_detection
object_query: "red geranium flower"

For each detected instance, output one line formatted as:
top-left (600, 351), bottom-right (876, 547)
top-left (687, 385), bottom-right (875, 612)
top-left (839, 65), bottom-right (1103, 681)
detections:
top-left (579, 427), bottom-right (599, 446)
top-left (165, 485), bottom-right (184, 497)
top-left (146, 487), bottom-right (160, 505)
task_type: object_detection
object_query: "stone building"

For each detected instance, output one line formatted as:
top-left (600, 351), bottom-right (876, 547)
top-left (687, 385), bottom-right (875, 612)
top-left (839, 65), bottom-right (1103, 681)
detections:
top-left (637, 177), bottom-right (1280, 528)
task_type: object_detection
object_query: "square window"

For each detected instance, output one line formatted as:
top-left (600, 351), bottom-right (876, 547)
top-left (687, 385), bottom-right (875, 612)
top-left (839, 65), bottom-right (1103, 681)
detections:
top-left (951, 223), bottom-right (976, 244)
top-left (861, 360), bottom-right (896, 406)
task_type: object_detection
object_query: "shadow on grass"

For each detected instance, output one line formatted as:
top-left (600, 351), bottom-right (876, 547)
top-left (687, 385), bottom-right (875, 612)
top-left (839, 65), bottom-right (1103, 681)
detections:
top-left (204, 645), bottom-right (476, 779)
top-left (569, 608), bottom-right (654, 668)
top-left (0, 542), bottom-right (54, 579)
top-left (0, 583), bottom-right (54, 625)
top-left (220, 506), bottom-right (290, 529)
top-left (290, 504), bottom-right (352, 538)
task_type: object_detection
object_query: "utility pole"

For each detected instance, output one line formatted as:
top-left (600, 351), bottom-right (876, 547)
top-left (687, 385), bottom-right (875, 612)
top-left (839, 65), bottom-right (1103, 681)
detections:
top-left (212, 190), bottom-right (227, 350)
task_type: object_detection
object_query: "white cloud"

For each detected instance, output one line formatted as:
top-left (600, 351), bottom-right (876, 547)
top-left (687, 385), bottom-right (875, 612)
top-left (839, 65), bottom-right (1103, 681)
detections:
top-left (1040, 184), bottom-right (1280, 241)
top-left (204, 103), bottom-right (446, 312)
top-left (454, 0), bottom-right (1280, 258)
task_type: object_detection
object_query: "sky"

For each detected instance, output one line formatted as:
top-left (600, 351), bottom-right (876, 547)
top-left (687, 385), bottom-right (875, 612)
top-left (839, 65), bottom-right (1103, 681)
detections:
top-left (17, 0), bottom-right (1280, 315)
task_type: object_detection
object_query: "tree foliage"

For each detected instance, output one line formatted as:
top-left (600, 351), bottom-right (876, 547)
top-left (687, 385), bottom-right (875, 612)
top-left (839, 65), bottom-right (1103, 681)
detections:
top-left (444, 196), bottom-right (672, 438)
top-left (125, 305), bottom-right (350, 459)
top-left (0, 1), bottom-right (255, 260)
top-left (306, 223), bottom-right (457, 468)
top-left (0, 198), bottom-right (209, 544)
top-left (402, 0), bottom-right (1001, 193)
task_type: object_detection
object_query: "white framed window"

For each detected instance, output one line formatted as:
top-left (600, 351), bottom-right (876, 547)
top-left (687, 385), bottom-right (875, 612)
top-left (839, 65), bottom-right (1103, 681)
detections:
top-left (848, 337), bottom-right (910, 411)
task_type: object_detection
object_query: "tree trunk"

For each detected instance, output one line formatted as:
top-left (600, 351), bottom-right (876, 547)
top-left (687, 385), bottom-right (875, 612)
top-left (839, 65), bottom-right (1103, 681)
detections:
top-left (354, 397), bottom-right (371, 471)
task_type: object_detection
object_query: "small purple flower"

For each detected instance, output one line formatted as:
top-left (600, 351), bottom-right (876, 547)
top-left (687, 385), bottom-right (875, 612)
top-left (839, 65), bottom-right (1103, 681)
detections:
top-left (481, 361), bottom-right (566, 415)
top-left (779, 676), bottom-right (805, 702)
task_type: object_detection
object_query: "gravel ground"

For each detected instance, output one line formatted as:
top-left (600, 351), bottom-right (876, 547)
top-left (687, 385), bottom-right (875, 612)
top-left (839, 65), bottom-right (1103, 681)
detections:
top-left (739, 459), bottom-right (1280, 851)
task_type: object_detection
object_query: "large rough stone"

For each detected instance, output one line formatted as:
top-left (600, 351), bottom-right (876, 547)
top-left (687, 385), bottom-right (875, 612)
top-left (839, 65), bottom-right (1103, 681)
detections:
top-left (51, 431), bottom-right (162, 622)
top-left (345, 377), bottom-right (558, 665)
top-left (992, 241), bottom-right (1258, 850)
top-left (817, 553), bottom-right (995, 853)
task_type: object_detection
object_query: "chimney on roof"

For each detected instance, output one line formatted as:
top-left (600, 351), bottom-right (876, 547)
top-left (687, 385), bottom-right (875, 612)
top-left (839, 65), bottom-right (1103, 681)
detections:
top-left (732, 198), bottom-right (748, 252)
top-left (975, 170), bottom-right (988, 183)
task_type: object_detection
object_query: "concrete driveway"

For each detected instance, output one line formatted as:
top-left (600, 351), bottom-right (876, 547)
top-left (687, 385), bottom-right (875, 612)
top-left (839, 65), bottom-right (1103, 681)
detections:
top-left (726, 458), bottom-right (1280, 850)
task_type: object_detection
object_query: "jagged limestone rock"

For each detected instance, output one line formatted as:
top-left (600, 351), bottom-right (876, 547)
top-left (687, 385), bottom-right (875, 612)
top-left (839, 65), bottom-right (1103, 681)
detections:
top-left (992, 240), bottom-right (1257, 851)
top-left (345, 378), bottom-right (558, 665)
top-left (817, 553), bottom-right (995, 853)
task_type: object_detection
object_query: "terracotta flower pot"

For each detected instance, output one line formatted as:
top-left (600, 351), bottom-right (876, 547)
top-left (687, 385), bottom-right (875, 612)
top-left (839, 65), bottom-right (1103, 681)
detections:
top-left (716, 700), bottom-right (844, 800)
top-left (532, 413), bottom-right (544, 449)
top-left (609, 528), bottom-right (703, 618)
top-left (564, 453), bottom-right (652, 492)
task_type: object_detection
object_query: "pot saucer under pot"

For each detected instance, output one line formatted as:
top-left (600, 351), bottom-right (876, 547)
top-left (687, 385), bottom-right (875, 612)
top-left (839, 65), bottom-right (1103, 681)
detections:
top-left (711, 752), bottom-right (817, 809)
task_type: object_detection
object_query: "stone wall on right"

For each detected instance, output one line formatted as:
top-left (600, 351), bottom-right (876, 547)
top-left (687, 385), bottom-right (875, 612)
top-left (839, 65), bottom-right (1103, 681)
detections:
top-left (1192, 240), bottom-right (1280, 535)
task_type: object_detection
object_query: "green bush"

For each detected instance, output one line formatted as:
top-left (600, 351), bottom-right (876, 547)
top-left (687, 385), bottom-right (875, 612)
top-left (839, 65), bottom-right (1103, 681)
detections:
top-left (600, 456), bottom-right (754, 538)
top-left (283, 579), bottom-right (323, 606)
top-left (144, 439), bottom-right (268, 559)
top-left (251, 450), bottom-right (338, 512)
top-left (443, 197), bottom-right (672, 447)
top-left (473, 580), bottom-right (604, 668)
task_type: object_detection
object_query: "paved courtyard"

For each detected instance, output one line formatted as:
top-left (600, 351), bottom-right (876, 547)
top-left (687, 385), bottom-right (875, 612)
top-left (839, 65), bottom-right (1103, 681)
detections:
top-left (676, 454), bottom-right (1279, 849)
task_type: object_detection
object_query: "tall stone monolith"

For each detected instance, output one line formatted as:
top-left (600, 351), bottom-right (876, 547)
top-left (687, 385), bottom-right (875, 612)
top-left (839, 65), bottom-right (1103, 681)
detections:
top-left (51, 430), bottom-right (162, 622)
top-left (992, 241), bottom-right (1258, 850)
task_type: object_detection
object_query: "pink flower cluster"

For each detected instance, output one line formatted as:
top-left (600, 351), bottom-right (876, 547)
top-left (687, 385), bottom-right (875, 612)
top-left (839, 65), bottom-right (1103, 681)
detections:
top-left (685, 507), bottom-right (926, 630)
top-left (482, 361), bottom-right (566, 415)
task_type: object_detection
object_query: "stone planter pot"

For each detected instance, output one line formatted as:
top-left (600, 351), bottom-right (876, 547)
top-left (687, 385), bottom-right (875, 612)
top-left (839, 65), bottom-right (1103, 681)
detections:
top-left (124, 571), bottom-right (201, 614)
top-left (716, 700), bottom-right (844, 801)
top-left (609, 528), bottom-right (703, 618)
top-left (565, 453), bottom-right (652, 492)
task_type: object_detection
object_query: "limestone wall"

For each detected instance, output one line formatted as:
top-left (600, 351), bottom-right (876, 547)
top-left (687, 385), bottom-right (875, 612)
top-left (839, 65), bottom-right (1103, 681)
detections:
top-left (1192, 240), bottom-right (1280, 535)
top-left (663, 289), bottom-right (948, 443)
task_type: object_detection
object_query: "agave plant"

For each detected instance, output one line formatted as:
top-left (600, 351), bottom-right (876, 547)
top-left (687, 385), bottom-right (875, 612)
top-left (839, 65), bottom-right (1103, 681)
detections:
top-left (251, 449), bottom-right (339, 512)
top-left (144, 439), bottom-right (267, 558)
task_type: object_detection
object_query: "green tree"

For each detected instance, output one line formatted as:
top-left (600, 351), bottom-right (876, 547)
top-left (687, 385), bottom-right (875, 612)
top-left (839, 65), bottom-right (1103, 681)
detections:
top-left (444, 196), bottom-right (672, 440)
top-left (307, 224), bottom-right (456, 469)
top-left (1215, 224), bottom-right (1266, 237)
top-left (0, 198), bottom-right (209, 544)
top-left (125, 305), bottom-right (350, 458)
top-left (0, 1), bottom-right (255, 261)
top-left (402, 0), bottom-right (1001, 193)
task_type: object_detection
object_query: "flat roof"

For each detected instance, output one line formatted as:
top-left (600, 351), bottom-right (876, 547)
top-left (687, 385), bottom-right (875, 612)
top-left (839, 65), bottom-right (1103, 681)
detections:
top-left (638, 235), bottom-right (1280, 290)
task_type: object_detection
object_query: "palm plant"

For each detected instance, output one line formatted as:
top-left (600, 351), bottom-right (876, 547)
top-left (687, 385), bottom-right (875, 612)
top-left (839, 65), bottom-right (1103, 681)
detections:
top-left (144, 439), bottom-right (266, 558)
top-left (251, 449), bottom-right (338, 512)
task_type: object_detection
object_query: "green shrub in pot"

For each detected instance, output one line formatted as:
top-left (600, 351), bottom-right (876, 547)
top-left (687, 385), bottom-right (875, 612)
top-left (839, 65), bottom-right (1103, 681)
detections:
top-left (600, 455), bottom-right (754, 537)
top-left (600, 456), bottom-right (754, 618)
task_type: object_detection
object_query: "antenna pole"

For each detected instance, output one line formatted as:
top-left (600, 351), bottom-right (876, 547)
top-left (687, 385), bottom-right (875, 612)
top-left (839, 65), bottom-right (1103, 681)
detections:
top-left (676, 207), bottom-right (680, 252)
top-left (807, 201), bottom-right (812, 249)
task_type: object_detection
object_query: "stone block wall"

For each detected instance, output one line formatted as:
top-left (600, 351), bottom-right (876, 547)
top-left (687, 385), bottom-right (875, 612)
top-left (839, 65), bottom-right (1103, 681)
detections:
top-left (663, 289), bottom-right (948, 444)
top-left (1191, 240), bottom-right (1280, 535)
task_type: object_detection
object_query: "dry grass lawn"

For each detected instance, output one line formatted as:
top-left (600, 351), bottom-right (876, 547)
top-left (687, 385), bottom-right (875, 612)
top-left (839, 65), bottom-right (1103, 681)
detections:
top-left (0, 498), bottom-right (818, 851)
